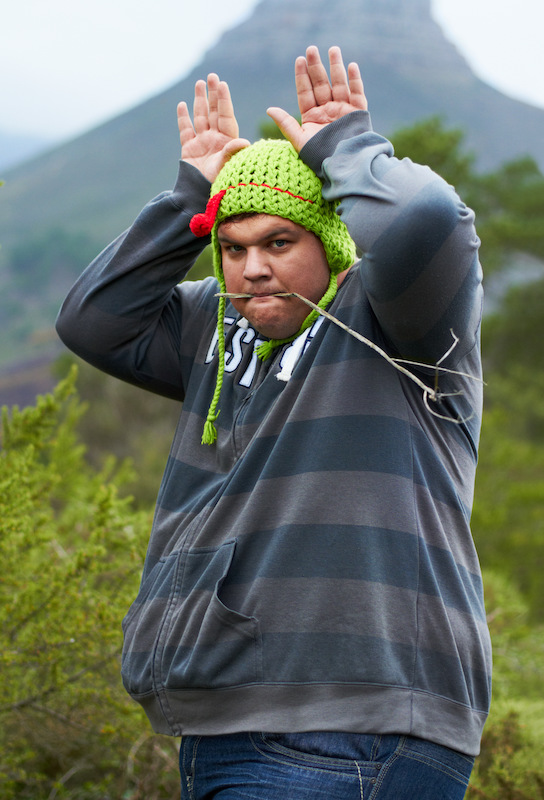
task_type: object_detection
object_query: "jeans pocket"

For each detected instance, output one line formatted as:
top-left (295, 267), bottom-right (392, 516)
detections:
top-left (369, 737), bottom-right (475, 799)
top-left (254, 732), bottom-right (382, 776)
top-left (399, 738), bottom-right (474, 786)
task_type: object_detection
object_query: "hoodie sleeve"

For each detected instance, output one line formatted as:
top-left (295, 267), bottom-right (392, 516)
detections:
top-left (300, 111), bottom-right (483, 368)
top-left (56, 160), bottom-right (216, 400)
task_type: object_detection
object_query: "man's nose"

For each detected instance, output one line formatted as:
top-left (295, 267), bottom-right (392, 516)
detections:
top-left (243, 248), bottom-right (271, 279)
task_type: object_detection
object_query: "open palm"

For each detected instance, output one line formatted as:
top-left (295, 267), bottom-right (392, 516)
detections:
top-left (178, 74), bottom-right (249, 183)
top-left (268, 46), bottom-right (368, 152)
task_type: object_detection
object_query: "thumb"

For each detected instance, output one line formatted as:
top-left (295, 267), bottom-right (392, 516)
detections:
top-left (266, 107), bottom-right (305, 151)
top-left (211, 138), bottom-right (251, 181)
top-left (222, 138), bottom-right (251, 160)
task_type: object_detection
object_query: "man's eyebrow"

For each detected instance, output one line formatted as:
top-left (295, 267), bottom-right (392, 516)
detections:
top-left (217, 226), bottom-right (296, 244)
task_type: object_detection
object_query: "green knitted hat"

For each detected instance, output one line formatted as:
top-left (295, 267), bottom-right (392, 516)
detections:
top-left (190, 139), bottom-right (356, 445)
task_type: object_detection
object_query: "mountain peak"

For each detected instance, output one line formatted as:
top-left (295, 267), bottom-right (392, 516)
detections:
top-left (201, 0), bottom-right (472, 97)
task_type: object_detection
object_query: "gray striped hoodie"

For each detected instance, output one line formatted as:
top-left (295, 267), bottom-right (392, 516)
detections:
top-left (56, 111), bottom-right (491, 757)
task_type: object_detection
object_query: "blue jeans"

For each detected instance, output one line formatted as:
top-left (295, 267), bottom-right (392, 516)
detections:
top-left (179, 731), bottom-right (474, 799)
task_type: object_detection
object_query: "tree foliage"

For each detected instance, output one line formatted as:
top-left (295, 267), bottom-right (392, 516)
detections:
top-left (392, 116), bottom-right (544, 273)
top-left (391, 116), bottom-right (475, 193)
top-left (467, 573), bottom-right (544, 798)
top-left (474, 265), bottom-right (544, 620)
top-left (52, 355), bottom-right (180, 509)
top-left (0, 369), bottom-right (179, 798)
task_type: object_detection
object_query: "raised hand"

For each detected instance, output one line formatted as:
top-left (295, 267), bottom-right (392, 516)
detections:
top-left (267, 45), bottom-right (367, 152)
top-left (177, 73), bottom-right (250, 183)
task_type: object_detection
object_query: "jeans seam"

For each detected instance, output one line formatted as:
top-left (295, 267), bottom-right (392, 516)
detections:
top-left (370, 735), bottom-right (382, 763)
top-left (184, 736), bottom-right (201, 800)
top-left (368, 752), bottom-right (400, 800)
top-left (398, 750), bottom-right (471, 785)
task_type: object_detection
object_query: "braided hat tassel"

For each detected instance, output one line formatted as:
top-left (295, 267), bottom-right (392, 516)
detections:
top-left (201, 294), bottom-right (226, 445)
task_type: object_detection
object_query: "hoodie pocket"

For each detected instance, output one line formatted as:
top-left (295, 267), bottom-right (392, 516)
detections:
top-left (121, 539), bottom-right (262, 696)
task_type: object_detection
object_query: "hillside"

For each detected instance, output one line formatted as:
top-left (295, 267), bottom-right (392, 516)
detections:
top-left (2, 0), bottom-right (544, 403)
top-left (0, 131), bottom-right (56, 173)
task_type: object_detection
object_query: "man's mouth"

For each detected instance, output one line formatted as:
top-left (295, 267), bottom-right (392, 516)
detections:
top-left (216, 292), bottom-right (293, 299)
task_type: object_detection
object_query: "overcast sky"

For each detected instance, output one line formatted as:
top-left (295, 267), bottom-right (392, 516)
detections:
top-left (2, 0), bottom-right (544, 143)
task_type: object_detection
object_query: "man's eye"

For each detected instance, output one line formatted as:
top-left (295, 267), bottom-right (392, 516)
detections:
top-left (271, 239), bottom-right (287, 248)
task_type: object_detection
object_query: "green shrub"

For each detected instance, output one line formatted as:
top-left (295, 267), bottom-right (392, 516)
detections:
top-left (467, 572), bottom-right (544, 798)
top-left (468, 703), bottom-right (544, 799)
top-left (0, 369), bottom-right (179, 798)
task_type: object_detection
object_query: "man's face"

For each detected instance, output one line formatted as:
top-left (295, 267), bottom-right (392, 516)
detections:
top-left (218, 214), bottom-right (331, 340)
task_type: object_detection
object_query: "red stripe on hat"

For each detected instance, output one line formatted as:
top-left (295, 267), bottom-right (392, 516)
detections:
top-left (189, 182), bottom-right (315, 238)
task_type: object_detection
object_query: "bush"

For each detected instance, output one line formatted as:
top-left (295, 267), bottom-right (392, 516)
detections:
top-left (468, 703), bottom-right (544, 799)
top-left (467, 572), bottom-right (544, 798)
top-left (0, 369), bottom-right (180, 798)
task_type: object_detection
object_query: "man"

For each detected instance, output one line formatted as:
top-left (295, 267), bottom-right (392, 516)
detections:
top-left (57, 46), bottom-right (491, 799)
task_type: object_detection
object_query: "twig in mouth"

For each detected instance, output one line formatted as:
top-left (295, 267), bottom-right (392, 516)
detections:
top-left (214, 291), bottom-right (482, 423)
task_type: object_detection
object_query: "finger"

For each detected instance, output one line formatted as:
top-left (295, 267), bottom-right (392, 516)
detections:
top-left (206, 73), bottom-right (220, 129)
top-left (305, 45), bottom-right (332, 105)
top-left (294, 56), bottom-right (317, 116)
top-left (192, 79), bottom-right (210, 134)
top-left (217, 80), bottom-right (240, 138)
top-left (347, 62), bottom-right (368, 109)
top-left (329, 46), bottom-right (350, 103)
top-left (177, 101), bottom-right (195, 145)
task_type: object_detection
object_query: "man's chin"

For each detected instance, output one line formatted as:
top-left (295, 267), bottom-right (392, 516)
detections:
top-left (249, 315), bottom-right (302, 341)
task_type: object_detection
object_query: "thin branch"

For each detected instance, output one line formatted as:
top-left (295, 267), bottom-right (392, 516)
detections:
top-left (126, 732), bottom-right (155, 779)
top-left (47, 765), bottom-right (83, 800)
top-left (216, 291), bottom-right (482, 423)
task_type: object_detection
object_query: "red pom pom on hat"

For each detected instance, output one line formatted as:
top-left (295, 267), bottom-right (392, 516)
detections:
top-left (190, 190), bottom-right (227, 237)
